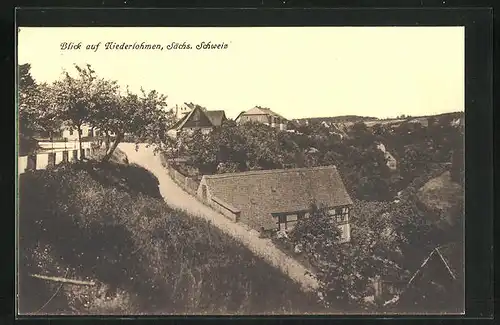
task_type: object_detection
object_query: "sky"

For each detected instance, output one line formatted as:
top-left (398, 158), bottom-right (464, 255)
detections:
top-left (17, 27), bottom-right (464, 120)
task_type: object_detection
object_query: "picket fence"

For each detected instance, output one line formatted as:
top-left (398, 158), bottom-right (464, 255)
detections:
top-left (18, 145), bottom-right (96, 176)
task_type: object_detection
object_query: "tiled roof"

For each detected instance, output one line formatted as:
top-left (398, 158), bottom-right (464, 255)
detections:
top-left (172, 108), bottom-right (226, 130)
top-left (243, 106), bottom-right (287, 120)
top-left (203, 165), bottom-right (353, 229)
top-left (205, 110), bottom-right (226, 127)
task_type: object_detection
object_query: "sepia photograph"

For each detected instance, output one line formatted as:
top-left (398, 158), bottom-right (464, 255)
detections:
top-left (16, 26), bottom-right (465, 316)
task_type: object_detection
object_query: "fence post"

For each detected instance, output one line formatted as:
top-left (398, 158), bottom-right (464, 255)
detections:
top-left (62, 150), bottom-right (69, 163)
top-left (72, 150), bottom-right (78, 162)
top-left (47, 153), bottom-right (56, 168)
top-left (80, 149), bottom-right (86, 159)
top-left (27, 154), bottom-right (37, 171)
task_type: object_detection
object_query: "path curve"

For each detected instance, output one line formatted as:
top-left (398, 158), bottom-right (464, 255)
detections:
top-left (118, 143), bottom-right (320, 293)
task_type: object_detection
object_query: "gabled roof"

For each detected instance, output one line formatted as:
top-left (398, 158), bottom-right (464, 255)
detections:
top-left (172, 107), bottom-right (226, 130)
top-left (202, 166), bottom-right (353, 229)
top-left (171, 114), bottom-right (189, 129)
top-left (240, 106), bottom-right (287, 120)
top-left (406, 242), bottom-right (463, 288)
top-left (205, 110), bottom-right (227, 127)
top-left (234, 111), bottom-right (246, 122)
top-left (435, 242), bottom-right (463, 280)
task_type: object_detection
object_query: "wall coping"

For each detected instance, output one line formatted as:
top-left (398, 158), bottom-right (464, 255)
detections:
top-left (211, 195), bottom-right (241, 214)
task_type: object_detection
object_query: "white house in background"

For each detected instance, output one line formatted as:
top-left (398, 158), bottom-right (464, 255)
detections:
top-left (174, 103), bottom-right (193, 120)
top-left (62, 124), bottom-right (92, 141)
top-left (62, 124), bottom-right (115, 141)
top-left (235, 106), bottom-right (288, 131)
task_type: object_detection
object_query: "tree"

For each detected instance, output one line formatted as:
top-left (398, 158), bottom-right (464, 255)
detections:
top-left (52, 64), bottom-right (99, 157)
top-left (35, 83), bottom-right (62, 138)
top-left (18, 64), bottom-right (62, 154)
top-left (18, 64), bottom-right (51, 137)
top-left (18, 64), bottom-right (38, 137)
top-left (97, 87), bottom-right (175, 162)
top-left (289, 202), bottom-right (407, 310)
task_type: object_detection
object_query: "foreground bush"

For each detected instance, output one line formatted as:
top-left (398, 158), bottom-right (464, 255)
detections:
top-left (18, 161), bottom-right (321, 315)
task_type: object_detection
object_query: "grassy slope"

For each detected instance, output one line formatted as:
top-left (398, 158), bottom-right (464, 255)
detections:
top-left (18, 153), bottom-right (321, 315)
top-left (416, 171), bottom-right (463, 228)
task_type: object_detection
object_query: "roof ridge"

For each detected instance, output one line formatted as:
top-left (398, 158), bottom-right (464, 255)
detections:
top-left (204, 165), bottom-right (337, 179)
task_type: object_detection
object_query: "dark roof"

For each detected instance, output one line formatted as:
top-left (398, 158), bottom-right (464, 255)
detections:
top-left (205, 110), bottom-right (227, 127)
top-left (407, 242), bottom-right (463, 287)
top-left (171, 114), bottom-right (188, 129)
top-left (172, 107), bottom-right (226, 130)
top-left (435, 242), bottom-right (463, 280)
top-left (202, 166), bottom-right (353, 229)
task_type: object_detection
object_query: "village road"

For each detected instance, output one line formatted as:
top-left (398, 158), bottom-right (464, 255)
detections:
top-left (118, 143), bottom-right (320, 293)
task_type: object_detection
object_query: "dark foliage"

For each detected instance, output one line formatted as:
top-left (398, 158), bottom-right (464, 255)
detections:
top-left (18, 162), bottom-right (322, 315)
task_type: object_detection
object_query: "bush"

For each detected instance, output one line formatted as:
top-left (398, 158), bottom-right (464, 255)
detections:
top-left (18, 161), bottom-right (322, 315)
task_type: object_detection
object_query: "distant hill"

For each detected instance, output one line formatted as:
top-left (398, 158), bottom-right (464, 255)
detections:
top-left (293, 115), bottom-right (379, 125)
top-left (364, 111), bottom-right (464, 128)
top-left (292, 112), bottom-right (463, 126)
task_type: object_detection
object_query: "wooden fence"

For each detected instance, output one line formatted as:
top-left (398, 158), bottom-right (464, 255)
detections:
top-left (18, 147), bottom-right (97, 175)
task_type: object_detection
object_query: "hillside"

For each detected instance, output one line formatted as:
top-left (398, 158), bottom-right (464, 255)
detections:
top-left (416, 171), bottom-right (463, 230)
top-left (18, 156), bottom-right (322, 315)
top-left (292, 111), bottom-right (464, 130)
top-left (293, 115), bottom-right (378, 125)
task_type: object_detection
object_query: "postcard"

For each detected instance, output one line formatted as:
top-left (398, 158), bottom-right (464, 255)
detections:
top-left (16, 25), bottom-right (465, 316)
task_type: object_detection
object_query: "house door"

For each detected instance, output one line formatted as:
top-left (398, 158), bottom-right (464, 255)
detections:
top-left (201, 185), bottom-right (207, 201)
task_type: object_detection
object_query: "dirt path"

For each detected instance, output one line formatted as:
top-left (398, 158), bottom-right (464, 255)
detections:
top-left (118, 143), bottom-right (320, 293)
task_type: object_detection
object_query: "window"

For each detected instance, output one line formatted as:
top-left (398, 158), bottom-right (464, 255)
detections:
top-left (276, 214), bottom-right (298, 231)
top-left (277, 214), bottom-right (286, 231)
top-left (328, 207), bottom-right (349, 224)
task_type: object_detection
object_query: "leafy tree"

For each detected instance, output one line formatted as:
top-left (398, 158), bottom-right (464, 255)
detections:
top-left (18, 64), bottom-right (62, 154)
top-left (18, 63), bottom-right (38, 137)
top-left (35, 83), bottom-right (62, 137)
top-left (289, 202), bottom-right (407, 310)
top-left (51, 64), bottom-right (99, 156)
top-left (18, 64), bottom-right (60, 136)
top-left (49, 64), bottom-right (175, 162)
top-left (98, 87), bottom-right (175, 162)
